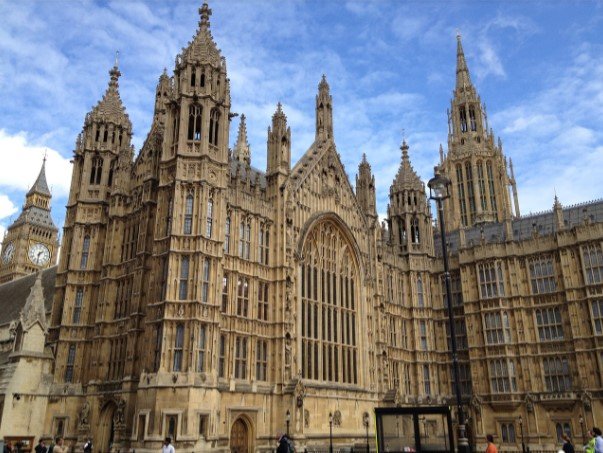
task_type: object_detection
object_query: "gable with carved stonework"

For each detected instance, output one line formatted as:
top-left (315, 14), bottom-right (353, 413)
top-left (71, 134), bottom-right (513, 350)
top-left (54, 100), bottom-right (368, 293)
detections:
top-left (288, 141), bottom-right (368, 233)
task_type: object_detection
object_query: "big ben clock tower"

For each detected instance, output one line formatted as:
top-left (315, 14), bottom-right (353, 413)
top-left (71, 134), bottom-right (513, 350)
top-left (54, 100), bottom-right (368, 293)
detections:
top-left (0, 158), bottom-right (59, 283)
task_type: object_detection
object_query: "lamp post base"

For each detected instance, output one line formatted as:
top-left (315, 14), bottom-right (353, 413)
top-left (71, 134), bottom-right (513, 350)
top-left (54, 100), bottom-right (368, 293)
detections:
top-left (458, 424), bottom-right (471, 453)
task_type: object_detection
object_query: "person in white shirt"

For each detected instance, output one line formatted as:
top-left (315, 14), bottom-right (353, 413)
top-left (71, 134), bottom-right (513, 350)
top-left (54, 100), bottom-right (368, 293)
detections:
top-left (592, 428), bottom-right (603, 453)
top-left (162, 437), bottom-right (175, 453)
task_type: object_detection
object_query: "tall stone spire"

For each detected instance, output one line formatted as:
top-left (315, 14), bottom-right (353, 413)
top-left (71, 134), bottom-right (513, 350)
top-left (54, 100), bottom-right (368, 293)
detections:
top-left (234, 114), bottom-right (251, 165)
top-left (181, 2), bottom-right (222, 66)
top-left (267, 103), bottom-right (291, 177)
top-left (356, 153), bottom-right (377, 219)
top-left (27, 156), bottom-right (51, 198)
top-left (315, 74), bottom-right (334, 142)
top-left (19, 272), bottom-right (48, 332)
top-left (88, 62), bottom-right (132, 131)
top-left (392, 140), bottom-right (423, 190)
top-left (388, 138), bottom-right (432, 255)
top-left (456, 33), bottom-right (473, 91)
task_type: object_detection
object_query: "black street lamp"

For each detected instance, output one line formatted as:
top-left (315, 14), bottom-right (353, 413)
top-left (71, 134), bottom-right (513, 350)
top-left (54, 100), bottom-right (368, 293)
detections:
top-left (363, 412), bottom-right (370, 453)
top-left (579, 415), bottom-right (585, 446)
top-left (329, 412), bottom-right (333, 453)
top-left (428, 167), bottom-right (469, 453)
top-left (286, 409), bottom-right (291, 437)
top-left (519, 415), bottom-right (526, 453)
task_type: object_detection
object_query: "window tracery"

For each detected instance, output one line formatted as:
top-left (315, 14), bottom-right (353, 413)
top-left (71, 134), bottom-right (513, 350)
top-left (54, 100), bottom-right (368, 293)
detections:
top-left (300, 219), bottom-right (358, 384)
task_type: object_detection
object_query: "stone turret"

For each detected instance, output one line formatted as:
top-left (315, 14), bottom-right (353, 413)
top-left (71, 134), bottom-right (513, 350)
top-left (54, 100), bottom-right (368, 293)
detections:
top-left (266, 103), bottom-right (291, 177)
top-left (315, 75), bottom-right (333, 142)
top-left (233, 114), bottom-right (251, 165)
top-left (356, 153), bottom-right (377, 220)
top-left (387, 140), bottom-right (433, 255)
top-left (440, 34), bottom-right (514, 230)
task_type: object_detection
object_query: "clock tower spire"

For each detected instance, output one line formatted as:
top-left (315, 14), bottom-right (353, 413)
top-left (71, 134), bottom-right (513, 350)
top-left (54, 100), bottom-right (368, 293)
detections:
top-left (0, 157), bottom-right (59, 283)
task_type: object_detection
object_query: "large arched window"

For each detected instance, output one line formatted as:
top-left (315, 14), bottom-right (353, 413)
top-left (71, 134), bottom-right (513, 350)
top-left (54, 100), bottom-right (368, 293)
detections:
top-left (456, 164), bottom-right (468, 226)
top-left (300, 219), bottom-right (359, 384)
top-left (206, 198), bottom-right (213, 237)
top-left (411, 217), bottom-right (420, 244)
top-left (209, 109), bottom-right (220, 146)
top-left (80, 235), bottom-right (90, 269)
top-left (224, 216), bottom-right (231, 253)
top-left (188, 104), bottom-right (202, 141)
top-left (417, 277), bottom-right (424, 307)
top-left (90, 156), bottom-right (103, 185)
top-left (184, 194), bottom-right (193, 234)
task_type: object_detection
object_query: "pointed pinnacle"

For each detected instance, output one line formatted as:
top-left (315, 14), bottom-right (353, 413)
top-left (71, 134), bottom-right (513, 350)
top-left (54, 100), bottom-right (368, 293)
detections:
top-left (319, 74), bottom-right (329, 91)
top-left (199, 3), bottom-right (212, 30)
top-left (455, 33), bottom-right (472, 90)
top-left (401, 139), bottom-right (409, 159)
top-left (109, 59), bottom-right (121, 89)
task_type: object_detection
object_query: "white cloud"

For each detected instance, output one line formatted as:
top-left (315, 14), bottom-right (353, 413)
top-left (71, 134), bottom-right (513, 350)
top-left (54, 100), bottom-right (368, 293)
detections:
top-left (0, 129), bottom-right (72, 197)
top-left (0, 195), bottom-right (18, 220)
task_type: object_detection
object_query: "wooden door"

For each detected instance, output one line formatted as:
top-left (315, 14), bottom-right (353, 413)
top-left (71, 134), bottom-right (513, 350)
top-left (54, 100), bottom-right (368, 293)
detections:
top-left (230, 418), bottom-right (248, 453)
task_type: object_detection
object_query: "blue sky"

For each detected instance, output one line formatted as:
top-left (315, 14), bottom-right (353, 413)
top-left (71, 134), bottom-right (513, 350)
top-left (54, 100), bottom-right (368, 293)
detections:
top-left (1, 0), bottom-right (603, 238)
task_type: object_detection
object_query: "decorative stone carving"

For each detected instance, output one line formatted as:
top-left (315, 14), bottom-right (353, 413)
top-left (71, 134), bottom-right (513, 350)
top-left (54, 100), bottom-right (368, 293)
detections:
top-left (333, 410), bottom-right (342, 427)
top-left (304, 409), bottom-right (310, 428)
top-left (284, 333), bottom-right (292, 380)
top-left (524, 393), bottom-right (535, 413)
top-left (78, 401), bottom-right (91, 430)
top-left (113, 399), bottom-right (126, 429)
top-left (20, 272), bottom-right (47, 332)
top-left (470, 394), bottom-right (483, 415)
top-left (581, 391), bottom-right (593, 411)
top-left (295, 377), bottom-right (306, 408)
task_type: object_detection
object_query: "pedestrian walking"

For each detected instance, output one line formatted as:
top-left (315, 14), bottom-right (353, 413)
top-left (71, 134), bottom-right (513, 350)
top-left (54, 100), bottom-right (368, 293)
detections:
top-left (52, 438), bottom-right (66, 453)
top-left (485, 434), bottom-right (498, 453)
top-left (593, 428), bottom-right (603, 453)
top-left (562, 434), bottom-right (575, 453)
top-left (34, 439), bottom-right (46, 453)
top-left (162, 437), bottom-right (175, 453)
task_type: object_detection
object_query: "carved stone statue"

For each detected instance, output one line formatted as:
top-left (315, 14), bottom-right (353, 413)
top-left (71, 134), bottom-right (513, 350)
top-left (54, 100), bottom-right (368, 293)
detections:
top-left (114, 399), bottom-right (126, 428)
top-left (78, 401), bottom-right (91, 428)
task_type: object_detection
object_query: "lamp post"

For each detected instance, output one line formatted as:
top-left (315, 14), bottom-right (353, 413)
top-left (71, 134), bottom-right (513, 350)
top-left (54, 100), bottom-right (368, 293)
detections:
top-left (329, 412), bottom-right (333, 453)
top-left (363, 412), bottom-right (370, 453)
top-left (579, 415), bottom-right (585, 446)
top-left (286, 409), bottom-right (291, 437)
top-left (519, 415), bottom-right (526, 453)
top-left (428, 167), bottom-right (469, 453)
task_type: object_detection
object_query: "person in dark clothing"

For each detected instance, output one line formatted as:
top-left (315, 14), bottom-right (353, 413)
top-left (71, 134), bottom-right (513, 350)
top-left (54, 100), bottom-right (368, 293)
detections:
top-left (83, 438), bottom-right (92, 453)
top-left (277, 434), bottom-right (293, 453)
top-left (34, 439), bottom-right (47, 453)
top-left (562, 434), bottom-right (575, 453)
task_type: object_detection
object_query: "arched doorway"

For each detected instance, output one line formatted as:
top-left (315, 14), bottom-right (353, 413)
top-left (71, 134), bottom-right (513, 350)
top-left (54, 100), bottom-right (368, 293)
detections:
top-left (230, 418), bottom-right (250, 453)
top-left (97, 403), bottom-right (116, 453)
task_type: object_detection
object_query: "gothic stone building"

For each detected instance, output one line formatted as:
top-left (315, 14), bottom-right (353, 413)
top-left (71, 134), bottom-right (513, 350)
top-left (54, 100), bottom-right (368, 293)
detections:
top-left (3, 3), bottom-right (597, 452)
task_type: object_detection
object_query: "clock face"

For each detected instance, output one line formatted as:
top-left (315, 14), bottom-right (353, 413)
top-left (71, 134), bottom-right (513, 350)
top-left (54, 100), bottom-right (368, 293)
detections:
top-left (2, 242), bottom-right (15, 264)
top-left (28, 243), bottom-right (50, 266)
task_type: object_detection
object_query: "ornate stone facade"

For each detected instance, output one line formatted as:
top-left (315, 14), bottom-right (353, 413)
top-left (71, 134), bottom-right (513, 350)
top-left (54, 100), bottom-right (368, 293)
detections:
top-left (35, 4), bottom-right (603, 453)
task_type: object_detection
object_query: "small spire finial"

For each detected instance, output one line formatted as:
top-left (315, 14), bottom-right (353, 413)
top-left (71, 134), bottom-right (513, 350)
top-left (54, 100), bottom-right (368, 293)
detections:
top-left (199, 3), bottom-right (212, 29)
top-left (400, 133), bottom-right (409, 158)
top-left (319, 74), bottom-right (329, 91)
top-left (43, 149), bottom-right (48, 164)
top-left (108, 53), bottom-right (122, 88)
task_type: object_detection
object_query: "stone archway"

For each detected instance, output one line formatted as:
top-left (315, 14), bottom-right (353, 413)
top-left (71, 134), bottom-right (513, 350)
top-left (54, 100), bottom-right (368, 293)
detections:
top-left (97, 402), bottom-right (116, 453)
top-left (230, 417), bottom-right (252, 453)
